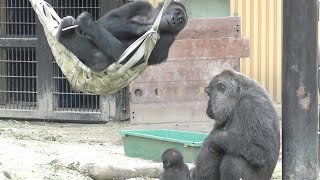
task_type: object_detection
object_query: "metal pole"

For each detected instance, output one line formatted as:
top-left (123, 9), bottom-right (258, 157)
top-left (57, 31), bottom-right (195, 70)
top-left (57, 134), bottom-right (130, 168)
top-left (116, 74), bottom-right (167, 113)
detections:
top-left (282, 0), bottom-right (318, 179)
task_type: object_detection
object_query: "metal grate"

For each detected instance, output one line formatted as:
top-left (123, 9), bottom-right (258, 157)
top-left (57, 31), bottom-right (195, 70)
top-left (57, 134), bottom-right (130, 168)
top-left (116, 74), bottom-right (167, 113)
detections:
top-left (0, 0), bottom-right (36, 37)
top-left (0, 0), bottom-right (129, 121)
top-left (52, 0), bottom-right (101, 112)
top-left (0, 47), bottom-right (37, 110)
top-left (52, 0), bottom-right (101, 21)
top-left (52, 64), bottom-right (100, 112)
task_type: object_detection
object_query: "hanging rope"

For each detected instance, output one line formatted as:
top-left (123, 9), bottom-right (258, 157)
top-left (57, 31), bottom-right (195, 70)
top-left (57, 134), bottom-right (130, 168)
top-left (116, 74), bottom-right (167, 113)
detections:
top-left (29, 0), bottom-right (172, 95)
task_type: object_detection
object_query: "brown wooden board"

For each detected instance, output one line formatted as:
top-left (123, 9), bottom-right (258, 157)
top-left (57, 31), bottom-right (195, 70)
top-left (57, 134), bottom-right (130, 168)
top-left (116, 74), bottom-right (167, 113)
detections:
top-left (131, 101), bottom-right (211, 124)
top-left (168, 37), bottom-right (249, 60)
top-left (176, 17), bottom-right (241, 40)
top-left (134, 58), bottom-right (240, 83)
top-left (130, 17), bottom-right (249, 132)
top-left (131, 81), bottom-right (208, 103)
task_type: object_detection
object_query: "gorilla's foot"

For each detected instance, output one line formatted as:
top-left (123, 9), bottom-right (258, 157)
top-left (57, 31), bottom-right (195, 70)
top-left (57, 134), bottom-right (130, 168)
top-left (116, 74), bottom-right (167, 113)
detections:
top-left (60, 16), bottom-right (76, 29)
top-left (76, 11), bottom-right (95, 31)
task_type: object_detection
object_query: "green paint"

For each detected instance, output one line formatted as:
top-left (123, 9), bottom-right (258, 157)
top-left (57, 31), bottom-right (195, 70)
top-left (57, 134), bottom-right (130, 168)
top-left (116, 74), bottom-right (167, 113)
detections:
top-left (119, 129), bottom-right (208, 163)
top-left (180, 0), bottom-right (230, 18)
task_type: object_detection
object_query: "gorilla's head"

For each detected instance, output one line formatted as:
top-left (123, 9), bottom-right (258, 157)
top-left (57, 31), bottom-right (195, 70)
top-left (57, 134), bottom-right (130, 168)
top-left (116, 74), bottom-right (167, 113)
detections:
top-left (205, 70), bottom-right (247, 125)
top-left (158, 1), bottom-right (188, 34)
top-left (162, 148), bottom-right (184, 169)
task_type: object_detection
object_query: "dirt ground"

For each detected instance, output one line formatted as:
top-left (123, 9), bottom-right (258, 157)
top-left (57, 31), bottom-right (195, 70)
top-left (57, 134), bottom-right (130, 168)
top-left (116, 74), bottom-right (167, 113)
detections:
top-left (0, 119), bottom-right (282, 180)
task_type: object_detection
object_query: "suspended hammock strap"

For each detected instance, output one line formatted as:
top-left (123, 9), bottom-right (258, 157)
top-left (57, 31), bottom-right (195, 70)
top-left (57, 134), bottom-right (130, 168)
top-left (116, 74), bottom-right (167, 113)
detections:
top-left (29, 0), bottom-right (172, 95)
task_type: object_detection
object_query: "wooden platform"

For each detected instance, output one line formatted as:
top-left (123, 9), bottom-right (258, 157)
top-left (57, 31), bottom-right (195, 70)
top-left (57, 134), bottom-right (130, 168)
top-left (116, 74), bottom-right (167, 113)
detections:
top-left (130, 17), bottom-right (249, 133)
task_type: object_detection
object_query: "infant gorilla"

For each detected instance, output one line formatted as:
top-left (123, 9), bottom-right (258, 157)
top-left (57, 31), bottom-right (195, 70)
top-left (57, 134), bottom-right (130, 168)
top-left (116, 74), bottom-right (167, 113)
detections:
top-left (56, 1), bottom-right (187, 72)
top-left (160, 148), bottom-right (191, 180)
top-left (192, 69), bottom-right (280, 180)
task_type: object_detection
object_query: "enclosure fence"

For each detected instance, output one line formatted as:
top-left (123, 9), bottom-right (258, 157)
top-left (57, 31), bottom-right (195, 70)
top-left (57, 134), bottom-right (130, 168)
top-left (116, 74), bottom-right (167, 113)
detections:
top-left (0, 0), bottom-right (130, 122)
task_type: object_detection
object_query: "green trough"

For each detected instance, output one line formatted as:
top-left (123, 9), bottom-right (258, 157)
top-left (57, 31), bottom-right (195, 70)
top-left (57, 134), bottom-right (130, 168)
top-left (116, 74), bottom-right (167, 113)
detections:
top-left (118, 129), bottom-right (208, 163)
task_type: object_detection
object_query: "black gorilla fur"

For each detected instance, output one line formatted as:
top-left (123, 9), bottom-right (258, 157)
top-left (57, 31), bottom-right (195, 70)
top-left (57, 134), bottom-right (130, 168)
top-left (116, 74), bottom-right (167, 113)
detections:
top-left (56, 1), bottom-right (187, 72)
top-left (192, 69), bottom-right (280, 180)
top-left (160, 148), bottom-right (191, 180)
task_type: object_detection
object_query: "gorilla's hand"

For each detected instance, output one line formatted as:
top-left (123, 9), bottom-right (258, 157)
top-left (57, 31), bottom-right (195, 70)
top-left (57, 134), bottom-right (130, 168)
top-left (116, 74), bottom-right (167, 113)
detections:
top-left (207, 131), bottom-right (228, 153)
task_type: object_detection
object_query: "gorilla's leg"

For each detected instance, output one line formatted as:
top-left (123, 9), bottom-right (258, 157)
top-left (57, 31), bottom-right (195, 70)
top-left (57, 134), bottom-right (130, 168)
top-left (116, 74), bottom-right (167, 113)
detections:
top-left (75, 12), bottom-right (126, 61)
top-left (193, 148), bottom-right (222, 180)
top-left (56, 16), bottom-right (113, 72)
top-left (220, 155), bottom-right (260, 180)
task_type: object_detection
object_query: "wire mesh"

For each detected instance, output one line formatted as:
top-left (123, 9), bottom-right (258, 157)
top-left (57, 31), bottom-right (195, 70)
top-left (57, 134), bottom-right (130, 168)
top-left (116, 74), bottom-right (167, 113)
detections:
top-left (51, 0), bottom-right (101, 112)
top-left (0, 47), bottom-right (37, 110)
top-left (0, 0), bottom-right (36, 38)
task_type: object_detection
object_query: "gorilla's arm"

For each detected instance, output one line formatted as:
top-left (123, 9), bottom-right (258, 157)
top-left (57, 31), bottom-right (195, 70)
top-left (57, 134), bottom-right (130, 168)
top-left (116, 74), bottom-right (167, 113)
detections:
top-left (207, 131), bottom-right (266, 167)
top-left (207, 98), bottom-right (269, 167)
top-left (106, 1), bottom-right (153, 19)
top-left (98, 1), bottom-right (156, 39)
top-left (76, 12), bottom-right (126, 61)
top-left (147, 34), bottom-right (176, 65)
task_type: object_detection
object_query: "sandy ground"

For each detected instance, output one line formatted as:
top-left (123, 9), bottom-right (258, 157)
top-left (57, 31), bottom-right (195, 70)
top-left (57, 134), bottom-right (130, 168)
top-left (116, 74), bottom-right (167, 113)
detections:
top-left (0, 119), bottom-right (282, 180)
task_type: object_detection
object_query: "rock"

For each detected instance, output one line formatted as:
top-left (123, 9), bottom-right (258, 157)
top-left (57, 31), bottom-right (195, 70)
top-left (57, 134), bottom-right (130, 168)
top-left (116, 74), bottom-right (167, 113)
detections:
top-left (3, 171), bottom-right (11, 179)
top-left (1, 170), bottom-right (17, 180)
top-left (80, 163), bottom-right (161, 180)
top-left (135, 167), bottom-right (161, 178)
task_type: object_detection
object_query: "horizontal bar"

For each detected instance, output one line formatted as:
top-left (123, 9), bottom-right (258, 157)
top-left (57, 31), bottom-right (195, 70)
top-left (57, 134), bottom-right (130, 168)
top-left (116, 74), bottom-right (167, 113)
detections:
top-left (52, 92), bottom-right (91, 95)
top-left (0, 60), bottom-right (37, 63)
top-left (0, 75), bottom-right (37, 78)
top-left (0, 22), bottom-right (35, 25)
top-left (0, 91), bottom-right (37, 93)
top-left (0, 38), bottom-right (38, 47)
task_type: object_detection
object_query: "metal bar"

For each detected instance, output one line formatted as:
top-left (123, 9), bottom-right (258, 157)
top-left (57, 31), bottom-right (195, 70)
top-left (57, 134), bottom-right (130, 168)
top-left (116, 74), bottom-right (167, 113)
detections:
top-left (9, 0), bottom-right (12, 37)
top-left (27, 48), bottom-right (31, 110)
top-left (9, 48), bottom-right (13, 109)
top-left (95, 95), bottom-right (98, 112)
top-left (24, 48), bottom-right (27, 109)
top-left (35, 12), bottom-right (50, 113)
top-left (14, 48), bottom-right (17, 109)
top-left (0, 38), bottom-right (38, 47)
top-left (19, 47), bottom-right (22, 108)
top-left (5, 49), bottom-right (9, 109)
top-left (30, 0), bottom-right (33, 35)
top-left (82, 89), bottom-right (85, 111)
top-left (69, 80), bottom-right (72, 111)
top-left (18, 1), bottom-right (20, 37)
top-left (27, 48), bottom-right (30, 108)
top-left (282, 0), bottom-right (318, 179)
top-left (22, 1), bottom-right (25, 36)
top-left (52, 62), bottom-right (56, 110)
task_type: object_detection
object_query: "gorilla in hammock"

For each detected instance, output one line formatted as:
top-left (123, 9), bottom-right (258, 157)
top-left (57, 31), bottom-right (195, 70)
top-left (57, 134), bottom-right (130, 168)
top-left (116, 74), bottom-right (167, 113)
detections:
top-left (56, 1), bottom-right (188, 72)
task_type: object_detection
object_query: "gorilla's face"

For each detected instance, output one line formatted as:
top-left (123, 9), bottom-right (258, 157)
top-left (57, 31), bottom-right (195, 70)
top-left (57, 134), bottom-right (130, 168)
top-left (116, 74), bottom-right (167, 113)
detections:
top-left (205, 72), bottom-right (241, 125)
top-left (160, 3), bottom-right (187, 34)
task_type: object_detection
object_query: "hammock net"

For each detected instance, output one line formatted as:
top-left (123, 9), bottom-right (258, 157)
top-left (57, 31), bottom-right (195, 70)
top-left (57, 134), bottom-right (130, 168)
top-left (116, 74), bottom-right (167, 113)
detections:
top-left (29, 0), bottom-right (171, 95)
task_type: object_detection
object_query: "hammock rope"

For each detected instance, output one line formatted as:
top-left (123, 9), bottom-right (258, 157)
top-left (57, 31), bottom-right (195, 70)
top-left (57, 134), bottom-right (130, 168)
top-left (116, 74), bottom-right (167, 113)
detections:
top-left (29, 0), bottom-right (172, 95)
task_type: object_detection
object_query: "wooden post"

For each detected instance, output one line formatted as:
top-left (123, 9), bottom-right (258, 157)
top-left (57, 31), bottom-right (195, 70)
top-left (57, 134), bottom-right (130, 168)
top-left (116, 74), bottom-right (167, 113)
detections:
top-left (282, 0), bottom-right (319, 179)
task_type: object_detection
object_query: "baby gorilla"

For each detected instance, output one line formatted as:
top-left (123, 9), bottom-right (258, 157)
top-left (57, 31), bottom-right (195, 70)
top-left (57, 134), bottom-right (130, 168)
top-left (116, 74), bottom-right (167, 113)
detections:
top-left (192, 69), bottom-right (280, 180)
top-left (160, 148), bottom-right (191, 180)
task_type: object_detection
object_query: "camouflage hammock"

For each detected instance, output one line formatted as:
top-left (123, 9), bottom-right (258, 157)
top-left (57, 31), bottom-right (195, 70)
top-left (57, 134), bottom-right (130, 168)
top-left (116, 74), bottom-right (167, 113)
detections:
top-left (29, 0), bottom-right (172, 95)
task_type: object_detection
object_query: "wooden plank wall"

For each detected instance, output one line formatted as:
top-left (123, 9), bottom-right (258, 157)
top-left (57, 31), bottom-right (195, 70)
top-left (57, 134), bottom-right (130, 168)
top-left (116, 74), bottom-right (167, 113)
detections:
top-left (130, 17), bottom-right (249, 133)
